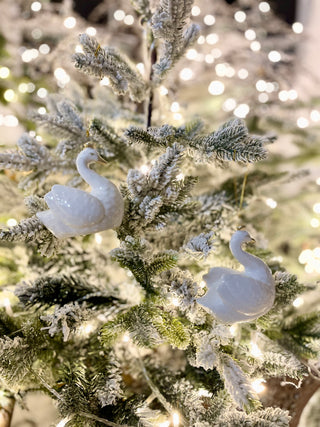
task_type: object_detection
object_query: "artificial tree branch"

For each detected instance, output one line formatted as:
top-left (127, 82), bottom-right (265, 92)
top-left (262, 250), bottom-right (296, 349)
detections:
top-left (0, 394), bottom-right (15, 427)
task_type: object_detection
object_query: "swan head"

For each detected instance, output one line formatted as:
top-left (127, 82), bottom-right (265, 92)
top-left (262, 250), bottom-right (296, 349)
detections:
top-left (77, 148), bottom-right (101, 167)
top-left (231, 229), bottom-right (255, 246)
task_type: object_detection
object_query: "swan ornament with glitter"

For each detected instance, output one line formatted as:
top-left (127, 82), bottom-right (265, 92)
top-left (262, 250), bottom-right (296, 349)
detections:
top-left (198, 229), bottom-right (275, 323)
top-left (36, 148), bottom-right (124, 238)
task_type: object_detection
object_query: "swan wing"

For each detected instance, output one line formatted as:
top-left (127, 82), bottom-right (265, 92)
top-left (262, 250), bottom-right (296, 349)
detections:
top-left (217, 273), bottom-right (273, 315)
top-left (45, 184), bottom-right (105, 227)
top-left (203, 267), bottom-right (235, 284)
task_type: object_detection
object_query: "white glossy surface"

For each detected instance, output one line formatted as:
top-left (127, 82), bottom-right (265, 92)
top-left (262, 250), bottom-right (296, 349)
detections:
top-left (37, 148), bottom-right (124, 238)
top-left (199, 230), bottom-right (275, 323)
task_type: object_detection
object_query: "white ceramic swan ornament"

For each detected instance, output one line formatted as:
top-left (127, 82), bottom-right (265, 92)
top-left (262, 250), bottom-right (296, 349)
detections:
top-left (198, 229), bottom-right (275, 323)
top-left (36, 148), bottom-right (124, 238)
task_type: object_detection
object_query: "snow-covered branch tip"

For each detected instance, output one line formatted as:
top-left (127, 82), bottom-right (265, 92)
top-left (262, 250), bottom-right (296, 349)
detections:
top-left (151, 0), bottom-right (200, 82)
top-left (73, 34), bottom-right (148, 102)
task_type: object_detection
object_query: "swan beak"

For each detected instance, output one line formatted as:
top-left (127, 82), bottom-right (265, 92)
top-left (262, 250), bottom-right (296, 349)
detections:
top-left (97, 156), bottom-right (108, 165)
top-left (250, 237), bottom-right (256, 244)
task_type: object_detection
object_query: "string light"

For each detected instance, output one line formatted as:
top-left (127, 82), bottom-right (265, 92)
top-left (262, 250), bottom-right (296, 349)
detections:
top-left (238, 68), bottom-right (248, 79)
top-left (313, 203), bottom-right (320, 214)
top-left (208, 80), bottom-right (224, 95)
top-left (245, 29), bottom-right (256, 41)
top-left (124, 15), bottom-right (134, 25)
top-left (63, 17), bottom-right (76, 29)
top-left (176, 172), bottom-right (184, 181)
top-left (205, 54), bottom-right (214, 64)
top-left (310, 110), bottom-right (320, 122)
top-left (114, 10), bottom-right (125, 21)
top-left (234, 11), bottom-right (246, 23)
top-left (37, 88), bottom-right (47, 98)
top-left (86, 27), bottom-right (97, 36)
top-left (6, 218), bottom-right (17, 227)
top-left (298, 247), bottom-right (320, 274)
top-left (1, 115), bottom-right (18, 127)
top-left (38, 107), bottom-right (46, 115)
top-left (179, 68), bottom-right (193, 81)
top-left (159, 86), bottom-right (168, 96)
top-left (310, 218), bottom-right (320, 228)
top-left (170, 102), bottom-right (180, 113)
top-left (223, 98), bottom-right (237, 112)
top-left (197, 36), bottom-right (205, 45)
top-left (173, 113), bottom-right (182, 121)
top-left (293, 297), bottom-right (304, 308)
top-left (122, 332), bottom-right (130, 342)
top-left (54, 68), bottom-right (70, 87)
top-left (158, 422), bottom-right (170, 427)
top-left (206, 33), bottom-right (219, 45)
top-left (288, 89), bottom-right (298, 100)
top-left (256, 80), bottom-right (267, 92)
top-left (292, 22), bottom-right (303, 34)
top-left (204, 15), bottom-right (215, 26)
top-left (31, 1), bottom-right (42, 12)
top-left (191, 6), bottom-right (201, 16)
top-left (265, 198), bottom-right (277, 209)
top-left (229, 325), bottom-right (238, 336)
top-left (186, 49), bottom-right (198, 60)
top-left (316, 177), bottom-right (320, 186)
top-left (258, 93), bottom-right (269, 103)
top-left (100, 77), bottom-right (110, 86)
top-left (136, 63), bottom-right (145, 75)
top-left (297, 117), bottom-right (309, 129)
top-left (211, 48), bottom-right (222, 59)
top-left (0, 67), bottom-right (10, 79)
top-left (268, 50), bottom-right (281, 62)
top-left (171, 297), bottom-right (180, 307)
top-left (199, 280), bottom-right (206, 289)
top-left (198, 388), bottom-right (212, 397)
top-left (32, 29), bottom-right (42, 39)
top-left (4, 89), bottom-right (17, 103)
top-left (259, 2), bottom-right (271, 13)
top-left (250, 342), bottom-right (263, 358)
top-left (251, 378), bottom-right (266, 393)
top-left (250, 41), bottom-right (261, 52)
top-left (234, 104), bottom-right (250, 118)
top-left (21, 49), bottom-right (39, 63)
top-left (140, 164), bottom-right (151, 174)
top-left (278, 90), bottom-right (289, 102)
top-left (95, 233), bottom-right (103, 244)
top-left (172, 412), bottom-right (180, 427)
top-left (39, 44), bottom-right (50, 55)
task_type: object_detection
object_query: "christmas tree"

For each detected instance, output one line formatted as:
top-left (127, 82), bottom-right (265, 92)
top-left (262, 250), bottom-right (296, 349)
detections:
top-left (0, 1), bottom-right (319, 426)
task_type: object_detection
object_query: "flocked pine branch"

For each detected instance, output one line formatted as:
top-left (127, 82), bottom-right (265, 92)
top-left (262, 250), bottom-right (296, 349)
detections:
top-left (151, 0), bottom-right (200, 83)
top-left (73, 34), bottom-right (147, 102)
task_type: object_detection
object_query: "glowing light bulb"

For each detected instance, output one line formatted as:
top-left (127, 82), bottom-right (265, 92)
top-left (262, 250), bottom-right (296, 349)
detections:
top-left (100, 77), bottom-right (110, 86)
top-left (176, 173), bottom-right (184, 181)
top-left (159, 86), bottom-right (168, 96)
top-left (238, 68), bottom-right (248, 79)
top-left (37, 88), bottom-right (47, 98)
top-left (64, 17), bottom-right (76, 29)
top-left (234, 11), bottom-right (246, 23)
top-left (293, 297), bottom-right (304, 308)
top-left (54, 68), bottom-right (70, 86)
top-left (278, 90), bottom-right (289, 102)
top-left (292, 22), bottom-right (303, 34)
top-left (297, 117), bottom-right (309, 129)
top-left (191, 6), bottom-right (201, 16)
top-left (173, 113), bottom-right (182, 121)
top-left (179, 68), bottom-right (193, 81)
top-left (114, 10), bottom-right (125, 21)
top-left (250, 41), bottom-right (261, 51)
top-left (21, 49), bottom-right (39, 63)
top-left (266, 198), bottom-right (277, 209)
top-left (136, 63), bottom-right (145, 75)
top-left (205, 54), bottom-right (214, 64)
top-left (171, 102), bottom-right (180, 112)
top-left (256, 80), bottom-right (267, 92)
top-left (310, 218), bottom-right (320, 228)
top-left (223, 98), bottom-right (237, 112)
top-left (298, 249), bottom-right (313, 264)
top-left (250, 342), bottom-right (263, 358)
top-left (6, 218), bottom-right (18, 227)
top-left (258, 93), bottom-right (269, 103)
top-left (208, 80), bottom-right (224, 95)
top-left (124, 15), bottom-right (134, 25)
top-left (229, 325), bottom-right (238, 336)
top-left (259, 2), bottom-right (270, 13)
top-left (313, 203), bottom-right (320, 214)
top-left (3, 115), bottom-right (18, 127)
top-left (204, 14), bottom-right (215, 26)
top-left (206, 33), bottom-right (219, 45)
top-left (4, 89), bottom-right (16, 102)
top-left (245, 29), bottom-right (256, 40)
top-left (234, 104), bottom-right (250, 118)
top-left (268, 50), bottom-right (281, 62)
top-left (95, 233), bottom-right (103, 244)
top-left (288, 89), bottom-right (298, 100)
top-left (171, 297), bottom-right (180, 307)
top-left (38, 107), bottom-right (46, 115)
top-left (211, 48), bottom-right (222, 59)
top-left (0, 67), bottom-right (10, 79)
top-left (197, 36), bottom-right (205, 45)
top-left (86, 27), bottom-right (97, 36)
top-left (186, 49), bottom-right (197, 60)
top-left (158, 422), bottom-right (170, 427)
top-left (311, 110), bottom-right (320, 122)
top-left (251, 378), bottom-right (266, 393)
top-left (140, 164), bottom-right (150, 174)
top-left (39, 44), bottom-right (50, 55)
top-left (199, 280), bottom-right (206, 288)
top-left (198, 388), bottom-right (212, 397)
top-left (122, 332), bottom-right (130, 342)
top-left (172, 412), bottom-right (180, 427)
top-left (31, 1), bottom-right (42, 12)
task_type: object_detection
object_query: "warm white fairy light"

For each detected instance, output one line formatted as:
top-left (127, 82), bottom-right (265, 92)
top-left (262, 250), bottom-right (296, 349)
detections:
top-left (158, 422), bottom-right (170, 427)
top-left (172, 412), bottom-right (180, 427)
top-left (191, 5), bottom-right (201, 16)
top-left (100, 77), bottom-right (110, 86)
top-left (54, 68), bottom-right (70, 86)
top-left (298, 249), bottom-right (313, 264)
top-left (2, 115), bottom-right (18, 127)
top-left (171, 297), bottom-right (180, 307)
top-left (199, 280), bottom-right (206, 289)
top-left (250, 342), bottom-right (263, 358)
top-left (229, 324), bottom-right (238, 336)
top-left (4, 89), bottom-right (17, 103)
top-left (206, 33), bottom-right (219, 45)
top-left (140, 164), bottom-right (151, 174)
top-left (171, 102), bottom-right (180, 113)
top-left (122, 332), bottom-right (130, 342)
top-left (314, 248), bottom-right (320, 258)
top-left (205, 54), bottom-right (214, 64)
top-left (225, 66), bottom-right (235, 78)
top-left (32, 29), bottom-right (42, 40)
top-left (39, 44), bottom-right (50, 55)
top-left (114, 9), bottom-right (125, 21)
top-left (198, 388), bottom-right (212, 397)
top-left (36, 135), bottom-right (42, 142)
top-left (173, 113), bottom-right (182, 121)
top-left (293, 297), bottom-right (304, 308)
top-left (223, 98), bottom-right (237, 112)
top-left (124, 15), bottom-right (134, 25)
top-left (197, 36), bottom-right (205, 45)
top-left (38, 107), bottom-right (46, 115)
top-left (268, 50), bottom-right (281, 62)
top-left (204, 14), bottom-right (215, 26)
top-left (288, 89), bottom-right (298, 100)
top-left (313, 203), bottom-right (320, 214)
top-left (159, 85), bottom-right (168, 96)
top-left (238, 68), bottom-right (248, 79)
top-left (176, 172), bottom-right (184, 181)
top-left (64, 17), bottom-right (76, 29)
top-left (31, 1), bottom-right (42, 12)
top-left (234, 104), bottom-right (250, 118)
top-left (265, 82), bottom-right (275, 93)
top-left (310, 110), bottom-right (320, 122)
top-left (259, 2), bottom-right (271, 13)
top-left (256, 80), bottom-right (267, 92)
top-left (208, 80), bottom-right (224, 95)
top-left (251, 378), bottom-right (266, 394)
top-left (6, 218), bottom-right (17, 227)
top-left (95, 233), bottom-right (103, 244)
top-left (234, 11), bottom-right (246, 23)
top-left (245, 29), bottom-right (256, 41)
top-left (211, 48), bottom-right (222, 59)
top-left (179, 68), bottom-right (193, 81)
top-left (297, 117), bottom-right (309, 129)
top-left (0, 67), bottom-right (10, 79)
top-left (215, 63), bottom-right (227, 77)
top-left (21, 49), bottom-right (39, 63)
top-left (292, 22), bottom-right (303, 34)
top-left (136, 63), bottom-right (145, 75)
top-left (258, 93), bottom-right (269, 103)
top-left (278, 90), bottom-right (289, 102)
top-left (299, 247), bottom-right (320, 274)
top-left (310, 218), bottom-right (320, 228)
top-left (186, 48), bottom-right (197, 60)
top-left (250, 41), bottom-right (261, 52)
top-left (37, 88), bottom-right (47, 98)
top-left (86, 27), bottom-right (97, 36)
top-left (265, 198), bottom-right (277, 209)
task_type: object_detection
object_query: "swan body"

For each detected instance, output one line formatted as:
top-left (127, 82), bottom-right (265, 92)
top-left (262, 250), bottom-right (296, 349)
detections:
top-left (36, 148), bottom-right (124, 238)
top-left (198, 230), bottom-right (275, 323)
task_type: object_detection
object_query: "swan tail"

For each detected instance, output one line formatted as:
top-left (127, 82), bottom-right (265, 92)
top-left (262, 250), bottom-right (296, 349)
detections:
top-left (36, 210), bottom-right (75, 238)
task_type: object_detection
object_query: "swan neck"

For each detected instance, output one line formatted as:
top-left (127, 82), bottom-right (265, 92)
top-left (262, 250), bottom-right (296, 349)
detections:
top-left (77, 158), bottom-right (105, 188)
top-left (230, 238), bottom-right (258, 272)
